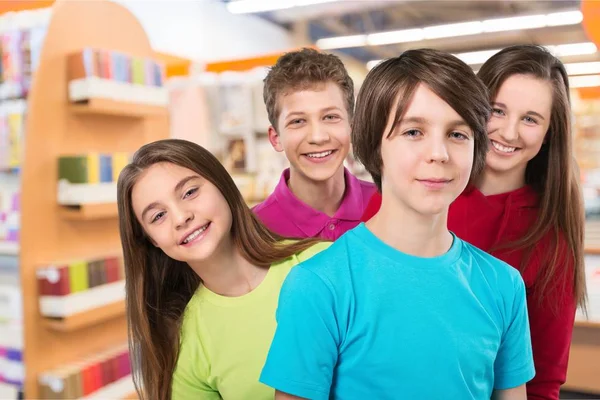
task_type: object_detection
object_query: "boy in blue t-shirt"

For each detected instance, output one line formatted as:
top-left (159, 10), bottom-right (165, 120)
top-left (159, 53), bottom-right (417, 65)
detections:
top-left (260, 49), bottom-right (535, 399)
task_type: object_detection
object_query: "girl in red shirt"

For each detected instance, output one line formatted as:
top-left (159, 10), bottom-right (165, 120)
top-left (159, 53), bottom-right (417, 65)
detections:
top-left (361, 45), bottom-right (587, 400)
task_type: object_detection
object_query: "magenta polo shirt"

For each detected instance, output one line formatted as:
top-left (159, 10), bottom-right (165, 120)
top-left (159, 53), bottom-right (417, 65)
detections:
top-left (253, 168), bottom-right (377, 241)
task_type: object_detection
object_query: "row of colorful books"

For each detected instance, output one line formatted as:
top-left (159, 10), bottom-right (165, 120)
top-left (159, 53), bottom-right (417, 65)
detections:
top-left (58, 153), bottom-right (132, 185)
top-left (38, 343), bottom-right (131, 399)
top-left (37, 256), bottom-right (124, 296)
top-left (68, 48), bottom-right (165, 88)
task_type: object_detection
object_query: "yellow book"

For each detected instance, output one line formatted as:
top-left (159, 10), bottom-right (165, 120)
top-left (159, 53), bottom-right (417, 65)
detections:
top-left (86, 153), bottom-right (100, 184)
top-left (112, 152), bottom-right (129, 182)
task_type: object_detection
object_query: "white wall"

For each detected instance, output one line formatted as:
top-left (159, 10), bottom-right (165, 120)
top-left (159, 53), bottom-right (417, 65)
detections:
top-left (111, 0), bottom-right (295, 63)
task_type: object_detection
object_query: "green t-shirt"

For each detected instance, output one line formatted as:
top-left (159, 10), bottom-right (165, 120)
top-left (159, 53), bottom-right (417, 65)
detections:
top-left (171, 242), bottom-right (331, 399)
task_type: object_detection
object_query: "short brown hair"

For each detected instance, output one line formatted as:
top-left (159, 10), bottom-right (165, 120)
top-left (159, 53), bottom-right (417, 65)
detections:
top-left (352, 48), bottom-right (491, 191)
top-left (263, 48), bottom-right (354, 130)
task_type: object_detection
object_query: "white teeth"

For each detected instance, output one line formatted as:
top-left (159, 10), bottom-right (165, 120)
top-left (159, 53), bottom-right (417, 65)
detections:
top-left (306, 150), bottom-right (333, 158)
top-left (492, 141), bottom-right (517, 153)
top-left (183, 225), bottom-right (208, 244)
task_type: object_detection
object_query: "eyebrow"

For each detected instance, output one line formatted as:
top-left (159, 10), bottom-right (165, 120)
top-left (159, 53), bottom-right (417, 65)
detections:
top-left (140, 175), bottom-right (199, 221)
top-left (285, 106), bottom-right (343, 119)
top-left (398, 116), bottom-right (470, 129)
top-left (493, 102), bottom-right (546, 121)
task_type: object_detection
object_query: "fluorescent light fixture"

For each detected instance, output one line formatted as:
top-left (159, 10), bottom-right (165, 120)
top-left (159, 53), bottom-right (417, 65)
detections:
top-left (367, 28), bottom-right (424, 46)
top-left (423, 21), bottom-right (483, 39)
top-left (482, 14), bottom-right (547, 33)
top-left (565, 62), bottom-right (600, 76)
top-left (551, 42), bottom-right (597, 57)
top-left (317, 34), bottom-right (367, 50)
top-left (546, 10), bottom-right (584, 26)
top-left (366, 42), bottom-right (599, 70)
top-left (227, 0), bottom-right (338, 14)
top-left (319, 9), bottom-right (583, 50)
top-left (367, 59), bottom-right (383, 70)
top-left (569, 74), bottom-right (600, 88)
top-left (454, 49), bottom-right (502, 65)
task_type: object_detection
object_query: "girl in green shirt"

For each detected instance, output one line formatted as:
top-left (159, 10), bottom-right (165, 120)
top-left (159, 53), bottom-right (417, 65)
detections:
top-left (117, 139), bottom-right (325, 400)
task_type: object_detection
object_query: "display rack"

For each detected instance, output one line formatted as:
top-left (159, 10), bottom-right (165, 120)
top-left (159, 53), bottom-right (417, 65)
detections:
top-left (18, 0), bottom-right (168, 398)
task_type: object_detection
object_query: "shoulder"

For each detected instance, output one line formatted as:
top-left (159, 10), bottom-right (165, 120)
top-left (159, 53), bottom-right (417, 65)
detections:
top-left (252, 192), bottom-right (279, 216)
top-left (272, 241), bottom-right (333, 272)
top-left (180, 289), bottom-right (203, 333)
top-left (357, 178), bottom-right (377, 199)
top-left (460, 240), bottom-right (525, 291)
top-left (288, 235), bottom-right (353, 284)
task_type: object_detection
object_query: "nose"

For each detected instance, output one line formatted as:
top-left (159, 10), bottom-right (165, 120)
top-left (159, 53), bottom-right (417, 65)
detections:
top-left (497, 118), bottom-right (519, 142)
top-left (173, 207), bottom-right (194, 229)
top-left (307, 121), bottom-right (331, 145)
top-left (426, 136), bottom-right (449, 163)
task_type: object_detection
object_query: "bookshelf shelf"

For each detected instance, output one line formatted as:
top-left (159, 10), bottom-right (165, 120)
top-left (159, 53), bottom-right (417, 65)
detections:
top-left (69, 98), bottom-right (168, 119)
top-left (18, 0), bottom-right (169, 397)
top-left (42, 300), bottom-right (125, 332)
top-left (0, 241), bottom-right (19, 256)
top-left (59, 203), bottom-right (118, 221)
top-left (574, 320), bottom-right (600, 329)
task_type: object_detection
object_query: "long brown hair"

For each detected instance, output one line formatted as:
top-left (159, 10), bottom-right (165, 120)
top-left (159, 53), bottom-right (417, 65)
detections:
top-left (352, 48), bottom-right (491, 191)
top-left (117, 139), bottom-right (321, 400)
top-left (477, 45), bottom-right (586, 310)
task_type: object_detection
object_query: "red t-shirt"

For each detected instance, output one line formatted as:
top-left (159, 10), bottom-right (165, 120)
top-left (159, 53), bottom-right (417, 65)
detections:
top-left (362, 186), bottom-right (576, 400)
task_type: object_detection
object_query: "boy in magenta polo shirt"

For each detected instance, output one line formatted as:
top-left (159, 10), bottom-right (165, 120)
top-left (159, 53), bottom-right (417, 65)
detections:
top-left (253, 48), bottom-right (376, 240)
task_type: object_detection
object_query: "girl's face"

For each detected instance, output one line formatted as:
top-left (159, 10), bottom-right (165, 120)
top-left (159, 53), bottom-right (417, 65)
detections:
top-left (485, 74), bottom-right (552, 187)
top-left (131, 162), bottom-right (233, 264)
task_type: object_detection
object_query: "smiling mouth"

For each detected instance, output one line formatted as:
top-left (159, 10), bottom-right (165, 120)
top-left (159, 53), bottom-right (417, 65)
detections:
top-left (180, 222), bottom-right (210, 245)
top-left (491, 140), bottom-right (519, 153)
top-left (303, 149), bottom-right (336, 158)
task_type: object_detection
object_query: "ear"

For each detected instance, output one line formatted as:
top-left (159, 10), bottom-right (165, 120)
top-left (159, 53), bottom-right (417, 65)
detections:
top-left (268, 125), bottom-right (284, 152)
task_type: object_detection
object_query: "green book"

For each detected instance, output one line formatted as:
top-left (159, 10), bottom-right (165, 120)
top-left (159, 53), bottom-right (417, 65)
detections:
top-left (58, 156), bottom-right (88, 184)
top-left (68, 260), bottom-right (89, 293)
top-left (132, 58), bottom-right (144, 84)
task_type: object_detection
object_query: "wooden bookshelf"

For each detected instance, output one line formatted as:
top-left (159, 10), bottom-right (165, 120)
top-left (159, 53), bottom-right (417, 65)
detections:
top-left (58, 203), bottom-right (118, 221)
top-left (69, 98), bottom-right (168, 118)
top-left (42, 300), bottom-right (125, 332)
top-left (18, 0), bottom-right (169, 397)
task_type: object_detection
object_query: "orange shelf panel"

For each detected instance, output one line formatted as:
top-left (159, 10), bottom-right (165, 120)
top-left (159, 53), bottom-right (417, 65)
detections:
top-left (69, 98), bottom-right (168, 118)
top-left (59, 203), bottom-right (118, 221)
top-left (42, 300), bottom-right (125, 332)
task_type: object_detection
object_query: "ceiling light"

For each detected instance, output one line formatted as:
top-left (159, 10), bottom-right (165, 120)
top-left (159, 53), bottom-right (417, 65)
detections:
top-left (366, 42), bottom-right (598, 69)
top-left (318, 9), bottom-right (583, 50)
top-left (367, 28), bottom-right (424, 46)
top-left (424, 21), bottom-right (483, 39)
top-left (565, 62), bottom-right (600, 76)
top-left (453, 49), bottom-right (502, 65)
top-left (482, 14), bottom-right (547, 33)
top-left (569, 74), bottom-right (600, 88)
top-left (317, 34), bottom-right (367, 50)
top-left (227, 0), bottom-right (338, 14)
top-left (551, 42), bottom-right (597, 57)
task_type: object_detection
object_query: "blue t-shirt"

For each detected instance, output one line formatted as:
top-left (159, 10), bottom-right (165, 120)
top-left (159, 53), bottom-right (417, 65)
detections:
top-left (260, 223), bottom-right (535, 399)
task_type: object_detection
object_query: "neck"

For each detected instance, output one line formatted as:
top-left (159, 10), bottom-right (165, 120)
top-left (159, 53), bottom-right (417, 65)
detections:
top-left (477, 166), bottom-right (526, 196)
top-left (187, 237), bottom-right (267, 297)
top-left (288, 166), bottom-right (346, 217)
top-left (366, 193), bottom-right (453, 257)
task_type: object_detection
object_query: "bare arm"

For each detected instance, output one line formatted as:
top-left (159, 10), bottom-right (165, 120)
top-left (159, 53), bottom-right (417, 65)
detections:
top-left (491, 384), bottom-right (527, 400)
top-left (275, 390), bottom-right (306, 400)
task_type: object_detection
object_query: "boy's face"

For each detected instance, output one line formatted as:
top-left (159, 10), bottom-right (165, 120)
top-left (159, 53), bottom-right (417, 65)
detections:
top-left (268, 82), bottom-right (350, 184)
top-left (380, 83), bottom-right (474, 216)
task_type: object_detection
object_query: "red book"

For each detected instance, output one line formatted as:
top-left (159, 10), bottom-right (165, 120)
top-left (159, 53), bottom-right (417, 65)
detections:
top-left (81, 363), bottom-right (94, 395)
top-left (104, 257), bottom-right (120, 283)
top-left (90, 360), bottom-right (103, 393)
top-left (37, 265), bottom-right (70, 296)
top-left (101, 356), bottom-right (114, 385)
